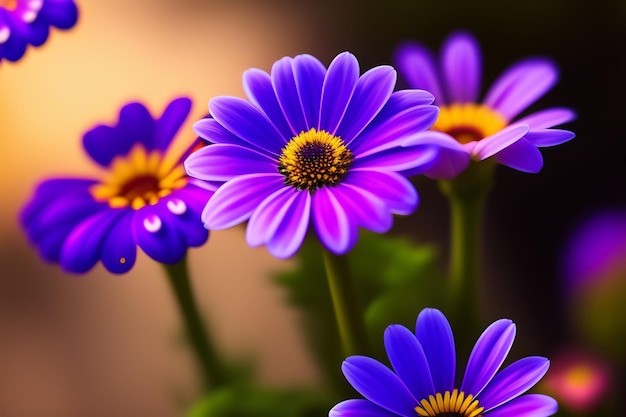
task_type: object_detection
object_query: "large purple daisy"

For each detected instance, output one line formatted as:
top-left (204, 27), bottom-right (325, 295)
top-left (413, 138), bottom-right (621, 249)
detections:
top-left (20, 97), bottom-right (213, 274)
top-left (0, 0), bottom-right (77, 62)
top-left (185, 52), bottom-right (466, 259)
top-left (395, 31), bottom-right (575, 174)
top-left (331, 308), bottom-right (557, 417)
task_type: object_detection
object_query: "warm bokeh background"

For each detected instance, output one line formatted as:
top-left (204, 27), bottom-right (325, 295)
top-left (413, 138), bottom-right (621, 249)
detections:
top-left (1, 0), bottom-right (624, 416)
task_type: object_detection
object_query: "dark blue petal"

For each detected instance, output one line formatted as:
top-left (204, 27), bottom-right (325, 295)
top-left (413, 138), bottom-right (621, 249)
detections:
top-left (133, 204), bottom-right (187, 264)
top-left (39, 0), bottom-right (79, 30)
top-left (330, 399), bottom-right (399, 417)
top-left (159, 188), bottom-right (210, 248)
top-left (493, 137), bottom-right (544, 173)
top-left (101, 210), bottom-right (137, 274)
top-left (154, 97), bottom-right (192, 152)
top-left (319, 52), bottom-right (360, 134)
top-left (415, 308), bottom-right (456, 394)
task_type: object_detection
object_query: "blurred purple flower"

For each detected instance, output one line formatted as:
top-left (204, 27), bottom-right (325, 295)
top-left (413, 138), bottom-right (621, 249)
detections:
top-left (395, 31), bottom-right (575, 176)
top-left (185, 52), bottom-right (461, 259)
top-left (0, 0), bottom-right (78, 62)
top-left (21, 97), bottom-right (213, 274)
top-left (331, 308), bottom-right (557, 417)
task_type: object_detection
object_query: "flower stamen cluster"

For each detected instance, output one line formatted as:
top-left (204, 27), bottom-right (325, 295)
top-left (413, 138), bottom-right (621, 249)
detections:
top-left (415, 389), bottom-right (484, 417)
top-left (432, 104), bottom-right (506, 144)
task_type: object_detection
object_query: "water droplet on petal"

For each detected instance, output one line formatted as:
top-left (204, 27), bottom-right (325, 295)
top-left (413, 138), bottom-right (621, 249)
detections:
top-left (0, 27), bottom-right (10, 44)
top-left (143, 215), bottom-right (162, 233)
top-left (167, 198), bottom-right (187, 215)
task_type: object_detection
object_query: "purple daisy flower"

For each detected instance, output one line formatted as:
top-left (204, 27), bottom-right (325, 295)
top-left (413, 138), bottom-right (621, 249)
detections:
top-left (0, 0), bottom-right (77, 62)
top-left (395, 31), bottom-right (575, 175)
top-left (185, 52), bottom-right (463, 259)
top-left (331, 308), bottom-right (557, 417)
top-left (20, 97), bottom-right (213, 274)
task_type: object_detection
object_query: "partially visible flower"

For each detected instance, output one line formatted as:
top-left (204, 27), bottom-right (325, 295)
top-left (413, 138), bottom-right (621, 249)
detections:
top-left (331, 308), bottom-right (557, 417)
top-left (0, 0), bottom-right (78, 62)
top-left (21, 97), bottom-right (213, 274)
top-left (395, 31), bottom-right (575, 176)
top-left (185, 52), bottom-right (464, 259)
top-left (542, 349), bottom-right (610, 413)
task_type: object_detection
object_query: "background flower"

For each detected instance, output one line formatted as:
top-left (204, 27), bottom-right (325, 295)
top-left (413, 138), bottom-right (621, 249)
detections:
top-left (395, 31), bottom-right (575, 175)
top-left (0, 0), bottom-right (78, 62)
top-left (20, 97), bottom-right (212, 274)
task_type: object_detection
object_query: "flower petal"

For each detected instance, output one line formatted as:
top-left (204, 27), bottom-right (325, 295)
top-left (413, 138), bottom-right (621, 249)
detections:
top-left (514, 107), bottom-right (576, 129)
top-left (461, 319), bottom-right (516, 397)
top-left (335, 65), bottom-right (397, 143)
top-left (415, 308), bottom-right (456, 394)
top-left (184, 143), bottom-right (276, 182)
top-left (402, 131), bottom-right (470, 179)
top-left (494, 137), bottom-right (544, 173)
top-left (479, 356), bottom-right (550, 412)
top-left (344, 170), bottom-right (418, 216)
top-left (293, 54), bottom-right (327, 130)
top-left (154, 97), bottom-right (192, 151)
top-left (393, 41), bottom-right (445, 103)
top-left (353, 144), bottom-right (438, 173)
top-left (100, 210), bottom-right (137, 274)
top-left (470, 124), bottom-right (529, 160)
top-left (328, 183), bottom-right (393, 233)
top-left (484, 58), bottom-right (558, 121)
top-left (312, 187), bottom-right (356, 255)
top-left (209, 96), bottom-right (286, 156)
top-left (524, 129), bottom-right (575, 147)
top-left (160, 189), bottom-right (210, 248)
top-left (246, 187), bottom-right (302, 247)
top-left (441, 31), bottom-right (481, 103)
top-left (330, 399), bottom-right (399, 417)
top-left (266, 191), bottom-right (311, 259)
top-left (271, 56), bottom-right (308, 135)
top-left (133, 204), bottom-right (186, 264)
top-left (201, 173), bottom-right (285, 230)
top-left (319, 52), bottom-right (360, 134)
top-left (342, 356), bottom-right (417, 417)
top-left (484, 394), bottom-right (558, 417)
top-left (243, 68), bottom-right (294, 139)
top-left (384, 324), bottom-right (435, 401)
top-left (39, 0), bottom-right (79, 29)
top-left (193, 118), bottom-right (251, 148)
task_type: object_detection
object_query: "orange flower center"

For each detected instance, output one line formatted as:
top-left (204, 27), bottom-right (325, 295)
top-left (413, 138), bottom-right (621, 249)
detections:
top-left (432, 104), bottom-right (507, 144)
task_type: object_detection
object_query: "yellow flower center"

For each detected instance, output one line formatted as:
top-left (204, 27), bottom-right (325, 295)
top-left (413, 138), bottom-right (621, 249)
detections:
top-left (90, 145), bottom-right (188, 210)
top-left (415, 389), bottom-right (484, 417)
top-left (278, 128), bottom-right (353, 192)
top-left (0, 0), bottom-right (18, 11)
top-left (432, 104), bottom-right (507, 144)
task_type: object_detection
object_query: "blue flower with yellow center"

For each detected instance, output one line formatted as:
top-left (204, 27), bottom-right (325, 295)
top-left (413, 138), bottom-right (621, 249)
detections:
top-left (331, 308), bottom-right (557, 417)
top-left (20, 97), bottom-right (213, 274)
top-left (395, 31), bottom-right (575, 175)
top-left (0, 0), bottom-right (77, 62)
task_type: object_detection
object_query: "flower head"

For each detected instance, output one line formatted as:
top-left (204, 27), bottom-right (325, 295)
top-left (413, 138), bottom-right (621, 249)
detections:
top-left (185, 52), bottom-right (458, 259)
top-left (331, 308), bottom-right (557, 417)
top-left (21, 97), bottom-right (213, 274)
top-left (395, 31), bottom-right (575, 175)
top-left (0, 0), bottom-right (78, 62)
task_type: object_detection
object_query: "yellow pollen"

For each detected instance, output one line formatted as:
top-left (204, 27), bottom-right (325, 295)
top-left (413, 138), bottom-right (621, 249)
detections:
top-left (432, 104), bottom-right (507, 144)
top-left (415, 389), bottom-right (484, 417)
top-left (0, 0), bottom-right (18, 11)
top-left (278, 128), bottom-right (353, 192)
top-left (90, 144), bottom-right (188, 209)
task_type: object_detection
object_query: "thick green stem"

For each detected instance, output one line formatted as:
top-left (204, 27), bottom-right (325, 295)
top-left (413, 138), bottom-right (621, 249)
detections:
top-left (162, 258), bottom-right (228, 390)
top-left (322, 249), bottom-right (369, 357)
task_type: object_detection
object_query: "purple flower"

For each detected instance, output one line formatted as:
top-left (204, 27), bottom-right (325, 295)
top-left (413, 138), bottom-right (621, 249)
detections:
top-left (0, 0), bottom-right (78, 62)
top-left (331, 308), bottom-right (557, 417)
top-left (185, 52), bottom-right (459, 259)
top-left (395, 31), bottom-right (575, 175)
top-left (20, 97), bottom-right (213, 274)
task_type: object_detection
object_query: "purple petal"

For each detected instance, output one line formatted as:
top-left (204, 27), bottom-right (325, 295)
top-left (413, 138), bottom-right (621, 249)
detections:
top-left (159, 190), bottom-right (210, 248)
top-left (265, 191), bottom-right (311, 259)
top-left (330, 399), bottom-right (399, 417)
top-left (441, 31), bottom-right (482, 103)
top-left (271, 57), bottom-right (308, 135)
top-left (461, 319), bottom-right (516, 397)
top-left (293, 54), bottom-right (327, 130)
top-left (132, 204), bottom-right (187, 264)
top-left (60, 208), bottom-right (127, 274)
top-left (344, 170), bottom-right (417, 215)
top-left (335, 65), bottom-right (397, 142)
top-left (353, 144), bottom-right (438, 173)
top-left (246, 187), bottom-right (305, 248)
top-left (328, 183), bottom-right (393, 233)
top-left (493, 137), bottom-right (543, 173)
top-left (193, 118), bottom-right (252, 148)
top-left (384, 324), bottom-right (435, 401)
top-left (209, 96), bottom-right (286, 156)
top-left (485, 394), bottom-right (558, 417)
top-left (415, 308), bottom-right (456, 394)
top-left (39, 0), bottom-right (79, 29)
top-left (154, 97), bottom-right (192, 152)
top-left (484, 59), bottom-right (558, 121)
top-left (319, 52), bottom-right (360, 134)
top-left (100, 210), bottom-right (137, 274)
top-left (402, 131), bottom-right (470, 179)
top-left (393, 41), bottom-right (445, 104)
top-left (514, 107), bottom-right (576, 129)
top-left (342, 356), bottom-right (418, 417)
top-left (36, 223), bottom-right (79, 263)
top-left (243, 68), bottom-right (294, 140)
top-left (471, 124), bottom-right (529, 160)
top-left (184, 143), bottom-right (276, 182)
top-left (524, 129), bottom-right (575, 147)
top-left (201, 174), bottom-right (285, 229)
top-left (479, 357), bottom-right (550, 412)
top-left (312, 187), bottom-right (356, 255)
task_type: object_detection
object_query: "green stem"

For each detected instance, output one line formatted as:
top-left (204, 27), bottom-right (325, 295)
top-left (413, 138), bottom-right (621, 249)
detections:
top-left (322, 249), bottom-right (369, 357)
top-left (162, 257), bottom-right (228, 390)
